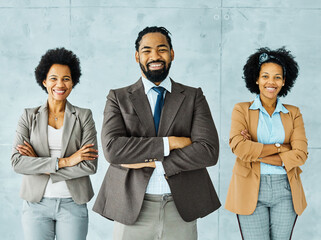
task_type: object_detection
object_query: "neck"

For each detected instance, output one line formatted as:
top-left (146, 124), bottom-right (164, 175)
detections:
top-left (260, 95), bottom-right (277, 109)
top-left (47, 98), bottom-right (66, 113)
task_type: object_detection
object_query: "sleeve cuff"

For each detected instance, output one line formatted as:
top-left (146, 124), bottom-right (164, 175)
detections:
top-left (56, 158), bottom-right (59, 171)
top-left (163, 137), bottom-right (170, 157)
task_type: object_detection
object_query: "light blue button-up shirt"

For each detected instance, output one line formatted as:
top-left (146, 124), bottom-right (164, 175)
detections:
top-left (250, 95), bottom-right (288, 174)
top-left (142, 76), bottom-right (171, 194)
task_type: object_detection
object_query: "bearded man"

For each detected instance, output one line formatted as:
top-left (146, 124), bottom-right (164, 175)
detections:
top-left (93, 26), bottom-right (221, 240)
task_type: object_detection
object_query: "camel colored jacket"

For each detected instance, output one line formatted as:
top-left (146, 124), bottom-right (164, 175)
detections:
top-left (225, 102), bottom-right (308, 215)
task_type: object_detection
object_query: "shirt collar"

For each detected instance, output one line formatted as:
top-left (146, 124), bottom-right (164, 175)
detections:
top-left (249, 95), bottom-right (289, 114)
top-left (141, 75), bottom-right (172, 95)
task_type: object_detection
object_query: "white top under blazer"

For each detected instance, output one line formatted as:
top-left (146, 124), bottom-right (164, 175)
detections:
top-left (43, 125), bottom-right (71, 198)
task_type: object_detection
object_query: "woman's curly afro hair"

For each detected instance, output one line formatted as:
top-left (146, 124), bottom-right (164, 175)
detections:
top-left (35, 47), bottom-right (81, 92)
top-left (243, 47), bottom-right (299, 97)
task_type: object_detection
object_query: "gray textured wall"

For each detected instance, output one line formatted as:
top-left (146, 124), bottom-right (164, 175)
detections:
top-left (1, 0), bottom-right (320, 239)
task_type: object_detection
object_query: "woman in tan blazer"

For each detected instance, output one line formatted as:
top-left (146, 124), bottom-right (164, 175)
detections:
top-left (225, 47), bottom-right (308, 240)
top-left (11, 48), bottom-right (98, 240)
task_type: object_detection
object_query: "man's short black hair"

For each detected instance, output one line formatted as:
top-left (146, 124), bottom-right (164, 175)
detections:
top-left (243, 47), bottom-right (299, 97)
top-left (135, 26), bottom-right (172, 51)
top-left (35, 47), bottom-right (81, 92)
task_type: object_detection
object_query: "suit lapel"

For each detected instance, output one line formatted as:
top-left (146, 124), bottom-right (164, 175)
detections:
top-left (158, 80), bottom-right (185, 136)
top-left (61, 101), bottom-right (76, 157)
top-left (129, 79), bottom-right (156, 136)
top-left (34, 103), bottom-right (50, 156)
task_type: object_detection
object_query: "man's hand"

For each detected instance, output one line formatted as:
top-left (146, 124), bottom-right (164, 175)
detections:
top-left (168, 137), bottom-right (192, 151)
top-left (121, 162), bottom-right (156, 169)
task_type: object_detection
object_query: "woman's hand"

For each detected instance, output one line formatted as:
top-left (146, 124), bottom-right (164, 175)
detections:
top-left (259, 155), bottom-right (283, 166)
top-left (241, 129), bottom-right (252, 141)
top-left (59, 144), bottom-right (98, 168)
top-left (16, 141), bottom-right (38, 157)
top-left (282, 143), bottom-right (292, 152)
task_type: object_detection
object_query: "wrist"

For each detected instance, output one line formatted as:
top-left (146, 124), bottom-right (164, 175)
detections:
top-left (274, 143), bottom-right (281, 153)
top-left (58, 158), bottom-right (68, 168)
top-left (168, 136), bottom-right (176, 151)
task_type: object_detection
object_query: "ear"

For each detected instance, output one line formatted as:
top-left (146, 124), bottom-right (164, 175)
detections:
top-left (170, 49), bottom-right (175, 61)
top-left (42, 79), bottom-right (47, 88)
top-left (282, 78), bottom-right (285, 86)
top-left (135, 51), bottom-right (139, 63)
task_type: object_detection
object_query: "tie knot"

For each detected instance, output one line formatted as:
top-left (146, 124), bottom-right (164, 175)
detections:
top-left (152, 86), bottom-right (166, 95)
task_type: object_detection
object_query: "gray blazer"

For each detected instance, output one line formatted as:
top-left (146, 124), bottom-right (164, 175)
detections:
top-left (11, 101), bottom-right (98, 204)
top-left (93, 79), bottom-right (220, 224)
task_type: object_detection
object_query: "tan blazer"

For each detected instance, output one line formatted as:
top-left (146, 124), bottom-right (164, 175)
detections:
top-left (225, 102), bottom-right (308, 216)
top-left (11, 101), bottom-right (98, 204)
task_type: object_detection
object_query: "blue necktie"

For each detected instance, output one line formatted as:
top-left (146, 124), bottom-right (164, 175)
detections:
top-left (152, 86), bottom-right (166, 135)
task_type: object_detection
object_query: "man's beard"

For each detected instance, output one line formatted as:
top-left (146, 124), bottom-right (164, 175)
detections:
top-left (140, 61), bottom-right (171, 83)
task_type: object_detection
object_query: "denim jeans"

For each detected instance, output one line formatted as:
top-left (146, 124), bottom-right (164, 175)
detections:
top-left (22, 197), bottom-right (88, 240)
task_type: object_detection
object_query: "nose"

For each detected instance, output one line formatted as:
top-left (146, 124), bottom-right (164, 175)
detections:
top-left (266, 77), bottom-right (276, 84)
top-left (56, 79), bottom-right (65, 87)
top-left (149, 50), bottom-right (161, 61)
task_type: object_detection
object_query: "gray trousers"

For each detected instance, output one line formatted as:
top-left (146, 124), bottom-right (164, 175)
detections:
top-left (113, 194), bottom-right (197, 240)
top-left (237, 174), bottom-right (297, 240)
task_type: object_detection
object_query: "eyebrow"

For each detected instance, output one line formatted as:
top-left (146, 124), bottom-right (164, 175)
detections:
top-left (48, 75), bottom-right (71, 78)
top-left (140, 44), bottom-right (169, 51)
top-left (261, 72), bottom-right (282, 75)
top-left (157, 44), bottom-right (168, 48)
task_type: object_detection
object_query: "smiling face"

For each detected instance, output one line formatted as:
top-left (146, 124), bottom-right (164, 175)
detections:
top-left (42, 64), bottom-right (73, 102)
top-left (256, 62), bottom-right (285, 102)
top-left (135, 32), bottom-right (174, 84)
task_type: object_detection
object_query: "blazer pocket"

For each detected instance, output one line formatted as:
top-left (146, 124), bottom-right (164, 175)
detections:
top-left (232, 164), bottom-right (251, 177)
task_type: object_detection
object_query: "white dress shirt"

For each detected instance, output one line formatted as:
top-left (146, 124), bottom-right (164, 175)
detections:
top-left (142, 76), bottom-right (171, 194)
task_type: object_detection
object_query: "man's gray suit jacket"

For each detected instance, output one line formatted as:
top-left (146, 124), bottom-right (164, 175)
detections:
top-left (11, 101), bottom-right (98, 204)
top-left (93, 79), bottom-right (221, 224)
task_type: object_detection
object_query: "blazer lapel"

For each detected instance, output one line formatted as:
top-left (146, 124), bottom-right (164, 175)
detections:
top-left (61, 101), bottom-right (76, 157)
top-left (128, 79), bottom-right (156, 136)
top-left (34, 103), bottom-right (50, 156)
top-left (158, 80), bottom-right (185, 136)
top-left (248, 105), bottom-right (260, 177)
top-left (280, 111), bottom-right (292, 143)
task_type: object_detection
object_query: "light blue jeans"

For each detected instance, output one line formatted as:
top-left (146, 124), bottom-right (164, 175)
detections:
top-left (22, 198), bottom-right (88, 240)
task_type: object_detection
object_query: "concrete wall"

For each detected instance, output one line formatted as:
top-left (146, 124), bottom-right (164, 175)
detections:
top-left (1, 0), bottom-right (320, 239)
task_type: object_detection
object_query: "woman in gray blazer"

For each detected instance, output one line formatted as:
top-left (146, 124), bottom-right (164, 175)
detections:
top-left (11, 48), bottom-right (98, 240)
